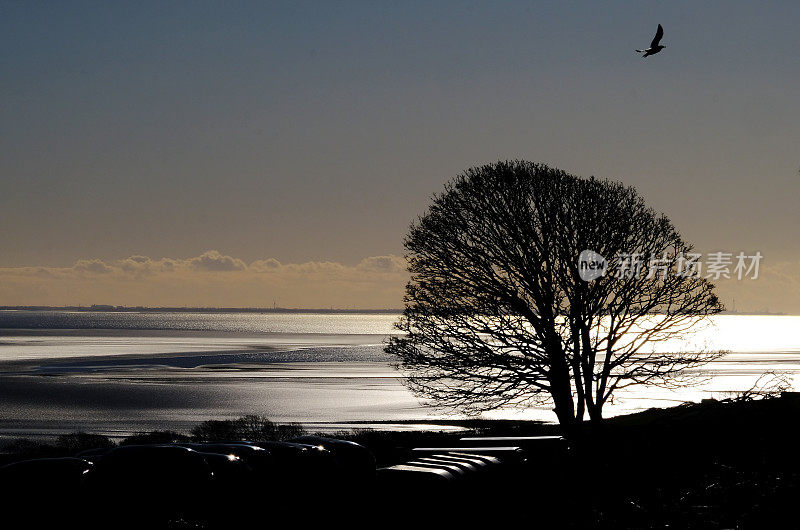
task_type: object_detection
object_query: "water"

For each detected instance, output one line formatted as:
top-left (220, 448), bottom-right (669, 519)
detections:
top-left (0, 310), bottom-right (399, 335)
top-left (1, 311), bottom-right (799, 440)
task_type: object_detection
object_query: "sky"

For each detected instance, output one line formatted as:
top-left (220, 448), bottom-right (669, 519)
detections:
top-left (1, 1), bottom-right (799, 310)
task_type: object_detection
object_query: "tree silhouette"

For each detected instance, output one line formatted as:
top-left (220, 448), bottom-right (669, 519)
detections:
top-left (386, 161), bottom-right (724, 426)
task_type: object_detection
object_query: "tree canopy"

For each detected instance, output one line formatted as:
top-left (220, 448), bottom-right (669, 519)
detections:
top-left (386, 161), bottom-right (724, 426)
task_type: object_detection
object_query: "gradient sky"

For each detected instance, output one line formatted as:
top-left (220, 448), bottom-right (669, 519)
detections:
top-left (1, 1), bottom-right (799, 309)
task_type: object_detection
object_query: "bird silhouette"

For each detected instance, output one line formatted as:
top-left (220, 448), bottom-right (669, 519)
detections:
top-left (636, 24), bottom-right (665, 57)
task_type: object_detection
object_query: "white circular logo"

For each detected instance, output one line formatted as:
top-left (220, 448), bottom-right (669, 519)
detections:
top-left (578, 250), bottom-right (607, 281)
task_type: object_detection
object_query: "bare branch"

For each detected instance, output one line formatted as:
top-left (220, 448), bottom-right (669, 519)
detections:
top-left (386, 161), bottom-right (724, 426)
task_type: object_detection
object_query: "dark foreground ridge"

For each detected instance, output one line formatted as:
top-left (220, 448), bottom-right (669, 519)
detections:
top-left (3, 395), bottom-right (800, 528)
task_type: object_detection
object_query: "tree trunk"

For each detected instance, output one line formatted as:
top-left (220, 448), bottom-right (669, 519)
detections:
top-left (552, 391), bottom-right (576, 426)
top-left (569, 322), bottom-right (585, 423)
top-left (587, 402), bottom-right (603, 424)
top-left (546, 333), bottom-right (577, 427)
top-left (549, 362), bottom-right (577, 426)
top-left (548, 358), bottom-right (577, 426)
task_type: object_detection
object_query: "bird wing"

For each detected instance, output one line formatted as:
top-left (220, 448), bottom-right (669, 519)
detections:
top-left (650, 24), bottom-right (663, 47)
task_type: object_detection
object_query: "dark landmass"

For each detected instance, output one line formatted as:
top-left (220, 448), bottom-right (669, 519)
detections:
top-left (3, 395), bottom-right (800, 528)
top-left (0, 305), bottom-right (402, 313)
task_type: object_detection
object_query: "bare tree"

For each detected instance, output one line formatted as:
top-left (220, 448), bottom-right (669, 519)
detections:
top-left (386, 161), bottom-right (724, 426)
top-left (720, 371), bottom-right (793, 402)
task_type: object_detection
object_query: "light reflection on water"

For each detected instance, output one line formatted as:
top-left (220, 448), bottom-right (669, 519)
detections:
top-left (490, 315), bottom-right (800, 420)
top-left (1, 312), bottom-right (800, 435)
top-left (0, 310), bottom-right (401, 335)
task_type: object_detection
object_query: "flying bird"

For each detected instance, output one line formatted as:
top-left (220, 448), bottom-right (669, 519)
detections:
top-left (636, 24), bottom-right (665, 57)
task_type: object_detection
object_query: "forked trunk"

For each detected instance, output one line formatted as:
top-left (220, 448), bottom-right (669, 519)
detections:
top-left (587, 402), bottom-right (604, 424)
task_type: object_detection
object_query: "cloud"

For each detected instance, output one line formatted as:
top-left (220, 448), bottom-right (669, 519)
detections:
top-left (9, 251), bottom-right (796, 313)
top-left (0, 251), bottom-right (408, 309)
top-left (188, 251), bottom-right (247, 272)
top-left (73, 259), bottom-right (114, 274)
top-left (250, 258), bottom-right (281, 271)
top-left (357, 255), bottom-right (407, 273)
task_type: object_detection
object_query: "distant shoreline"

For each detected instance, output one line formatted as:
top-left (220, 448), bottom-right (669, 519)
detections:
top-left (0, 306), bottom-right (403, 314)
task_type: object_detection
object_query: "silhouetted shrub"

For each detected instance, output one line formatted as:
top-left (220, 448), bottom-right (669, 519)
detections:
top-left (120, 430), bottom-right (192, 445)
top-left (274, 422), bottom-right (305, 440)
top-left (56, 432), bottom-right (115, 454)
top-left (0, 432), bottom-right (115, 463)
top-left (191, 415), bottom-right (305, 442)
top-left (1, 438), bottom-right (57, 461)
top-left (191, 419), bottom-right (241, 441)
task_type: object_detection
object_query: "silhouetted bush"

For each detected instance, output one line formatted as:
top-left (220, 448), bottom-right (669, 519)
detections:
top-left (120, 430), bottom-right (192, 445)
top-left (1, 438), bottom-right (57, 461)
top-left (56, 432), bottom-right (115, 454)
top-left (0, 432), bottom-right (115, 463)
top-left (191, 415), bottom-right (305, 442)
